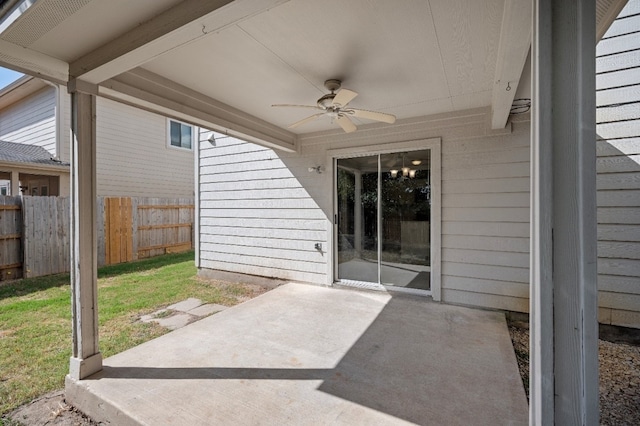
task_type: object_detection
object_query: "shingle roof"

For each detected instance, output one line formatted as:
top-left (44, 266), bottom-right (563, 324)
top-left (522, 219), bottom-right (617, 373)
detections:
top-left (0, 140), bottom-right (69, 167)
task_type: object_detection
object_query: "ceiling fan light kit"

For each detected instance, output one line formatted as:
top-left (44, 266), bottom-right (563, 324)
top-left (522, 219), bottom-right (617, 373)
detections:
top-left (272, 79), bottom-right (396, 133)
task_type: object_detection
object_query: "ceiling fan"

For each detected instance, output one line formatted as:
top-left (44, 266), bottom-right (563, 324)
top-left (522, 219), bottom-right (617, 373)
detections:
top-left (272, 79), bottom-right (396, 133)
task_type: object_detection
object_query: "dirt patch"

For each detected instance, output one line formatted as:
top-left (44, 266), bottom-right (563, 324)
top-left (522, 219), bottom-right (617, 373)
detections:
top-left (0, 330), bottom-right (14, 338)
top-left (2, 391), bottom-right (98, 426)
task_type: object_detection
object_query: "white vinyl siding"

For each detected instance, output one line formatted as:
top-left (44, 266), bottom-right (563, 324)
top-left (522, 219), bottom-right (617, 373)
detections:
top-left (0, 86), bottom-right (56, 156)
top-left (440, 121), bottom-right (530, 312)
top-left (95, 97), bottom-right (194, 197)
top-left (198, 129), bottom-right (328, 284)
top-left (198, 108), bottom-right (530, 309)
top-left (596, 0), bottom-right (640, 328)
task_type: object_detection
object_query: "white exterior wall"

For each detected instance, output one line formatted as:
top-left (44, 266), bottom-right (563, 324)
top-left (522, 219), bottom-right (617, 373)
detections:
top-left (0, 86), bottom-right (56, 156)
top-left (198, 108), bottom-right (530, 312)
top-left (440, 120), bottom-right (529, 312)
top-left (95, 97), bottom-right (194, 198)
top-left (0, 88), bottom-right (193, 198)
top-left (595, 1), bottom-right (640, 328)
top-left (198, 129), bottom-right (330, 284)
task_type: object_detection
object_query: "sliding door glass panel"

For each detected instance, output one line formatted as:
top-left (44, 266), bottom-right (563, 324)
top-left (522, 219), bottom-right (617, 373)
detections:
top-left (380, 150), bottom-right (431, 290)
top-left (337, 156), bottom-right (378, 282)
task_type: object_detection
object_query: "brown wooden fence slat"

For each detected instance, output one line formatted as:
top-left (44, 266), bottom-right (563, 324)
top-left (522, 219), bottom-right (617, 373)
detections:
top-left (137, 204), bottom-right (195, 210)
top-left (105, 197), bottom-right (134, 265)
top-left (137, 223), bottom-right (192, 231)
top-left (0, 196), bottom-right (22, 281)
top-left (0, 233), bottom-right (21, 240)
top-left (136, 198), bottom-right (194, 259)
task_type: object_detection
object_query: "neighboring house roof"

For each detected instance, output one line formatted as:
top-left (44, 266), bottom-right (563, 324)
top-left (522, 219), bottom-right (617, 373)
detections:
top-left (0, 140), bottom-right (69, 167)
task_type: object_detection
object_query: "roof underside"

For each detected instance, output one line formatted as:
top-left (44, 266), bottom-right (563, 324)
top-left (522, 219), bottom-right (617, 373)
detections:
top-left (0, 0), bottom-right (625, 149)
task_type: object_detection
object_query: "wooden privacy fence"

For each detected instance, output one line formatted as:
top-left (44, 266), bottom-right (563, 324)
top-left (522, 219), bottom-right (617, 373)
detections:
top-left (0, 196), bottom-right (194, 280)
top-left (0, 196), bottom-right (22, 281)
top-left (22, 196), bottom-right (70, 278)
top-left (99, 197), bottom-right (194, 265)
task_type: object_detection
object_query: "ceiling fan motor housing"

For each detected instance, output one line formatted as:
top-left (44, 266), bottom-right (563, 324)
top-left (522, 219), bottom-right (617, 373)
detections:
top-left (324, 79), bottom-right (342, 92)
top-left (317, 93), bottom-right (336, 109)
top-left (318, 79), bottom-right (342, 109)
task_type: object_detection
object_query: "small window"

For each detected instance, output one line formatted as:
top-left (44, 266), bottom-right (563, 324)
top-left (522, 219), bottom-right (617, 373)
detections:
top-left (168, 120), bottom-right (193, 150)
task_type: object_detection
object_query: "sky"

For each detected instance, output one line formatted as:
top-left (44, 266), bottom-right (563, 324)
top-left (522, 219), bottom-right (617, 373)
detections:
top-left (0, 67), bottom-right (24, 90)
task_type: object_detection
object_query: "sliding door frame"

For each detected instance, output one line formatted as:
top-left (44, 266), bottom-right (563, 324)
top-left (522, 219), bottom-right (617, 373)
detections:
top-left (327, 137), bottom-right (442, 300)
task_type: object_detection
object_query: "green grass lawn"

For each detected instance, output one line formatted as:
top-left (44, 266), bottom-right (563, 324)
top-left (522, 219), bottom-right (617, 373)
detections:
top-left (0, 251), bottom-right (260, 415)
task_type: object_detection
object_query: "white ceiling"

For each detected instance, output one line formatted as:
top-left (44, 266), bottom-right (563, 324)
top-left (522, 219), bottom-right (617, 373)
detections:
top-left (140, 0), bottom-right (507, 134)
top-left (15, 0), bottom-right (622, 139)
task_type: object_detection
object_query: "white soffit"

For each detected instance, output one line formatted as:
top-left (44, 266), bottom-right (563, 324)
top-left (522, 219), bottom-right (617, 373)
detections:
top-left (1, 0), bottom-right (182, 61)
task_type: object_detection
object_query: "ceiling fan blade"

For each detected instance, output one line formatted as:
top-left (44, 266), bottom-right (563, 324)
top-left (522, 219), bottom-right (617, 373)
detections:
top-left (349, 108), bottom-right (396, 124)
top-left (288, 113), bottom-right (324, 129)
top-left (337, 115), bottom-right (357, 133)
top-left (332, 89), bottom-right (358, 107)
top-left (272, 104), bottom-right (321, 110)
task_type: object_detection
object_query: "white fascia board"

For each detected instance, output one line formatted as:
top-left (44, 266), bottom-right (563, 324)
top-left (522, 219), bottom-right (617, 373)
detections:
top-left (0, 39), bottom-right (68, 84)
top-left (490, 0), bottom-right (532, 130)
top-left (70, 0), bottom-right (289, 84)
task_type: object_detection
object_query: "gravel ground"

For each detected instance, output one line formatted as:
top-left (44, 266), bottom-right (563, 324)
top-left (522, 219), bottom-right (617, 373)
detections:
top-left (509, 323), bottom-right (640, 425)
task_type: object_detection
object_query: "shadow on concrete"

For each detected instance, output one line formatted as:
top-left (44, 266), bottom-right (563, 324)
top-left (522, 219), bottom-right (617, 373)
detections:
top-left (96, 366), bottom-right (333, 380)
top-left (86, 292), bottom-right (526, 425)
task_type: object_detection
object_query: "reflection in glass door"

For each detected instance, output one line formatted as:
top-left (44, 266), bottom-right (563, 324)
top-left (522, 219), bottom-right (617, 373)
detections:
top-left (337, 154), bottom-right (379, 283)
top-left (336, 150), bottom-right (431, 291)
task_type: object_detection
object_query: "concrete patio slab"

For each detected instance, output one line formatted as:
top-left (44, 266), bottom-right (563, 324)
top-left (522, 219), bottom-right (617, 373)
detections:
top-left (66, 283), bottom-right (528, 425)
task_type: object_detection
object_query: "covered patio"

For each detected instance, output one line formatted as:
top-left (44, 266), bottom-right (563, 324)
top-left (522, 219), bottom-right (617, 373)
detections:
top-left (66, 282), bottom-right (528, 425)
top-left (0, 0), bottom-right (617, 423)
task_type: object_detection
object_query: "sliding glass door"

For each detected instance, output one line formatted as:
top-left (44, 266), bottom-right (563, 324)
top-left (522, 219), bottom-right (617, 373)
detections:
top-left (336, 150), bottom-right (431, 291)
top-left (337, 154), bottom-right (379, 283)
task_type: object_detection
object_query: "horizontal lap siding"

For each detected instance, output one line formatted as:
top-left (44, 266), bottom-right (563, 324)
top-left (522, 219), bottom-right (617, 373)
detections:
top-left (596, 9), bottom-right (640, 328)
top-left (441, 121), bottom-right (530, 312)
top-left (0, 87), bottom-right (56, 155)
top-left (95, 98), bottom-right (194, 197)
top-left (198, 130), bottom-right (329, 284)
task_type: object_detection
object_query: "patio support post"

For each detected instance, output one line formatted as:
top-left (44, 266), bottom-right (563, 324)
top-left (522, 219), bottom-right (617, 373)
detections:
top-left (68, 86), bottom-right (102, 380)
top-left (10, 170), bottom-right (19, 196)
top-left (354, 170), bottom-right (362, 254)
top-left (530, 0), bottom-right (598, 424)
